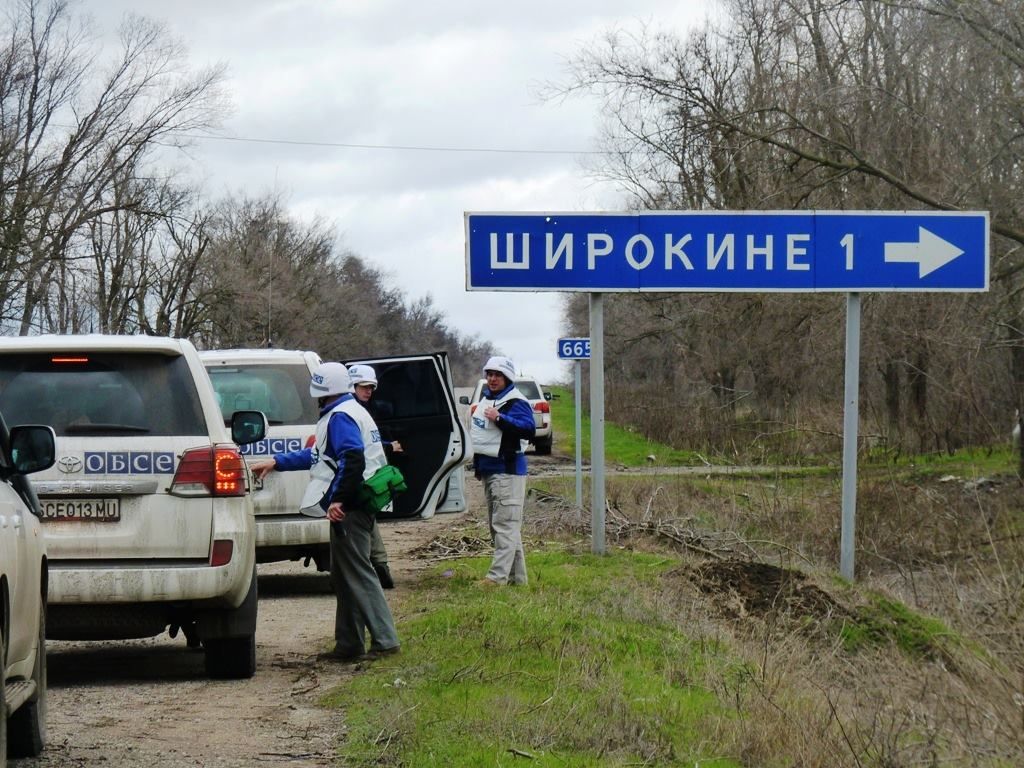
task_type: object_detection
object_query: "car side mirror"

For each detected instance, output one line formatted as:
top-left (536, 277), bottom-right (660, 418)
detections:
top-left (9, 424), bottom-right (56, 474)
top-left (458, 395), bottom-right (470, 405)
top-left (231, 410), bottom-right (268, 445)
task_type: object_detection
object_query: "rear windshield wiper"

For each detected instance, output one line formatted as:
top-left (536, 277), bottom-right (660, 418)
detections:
top-left (64, 423), bottom-right (151, 434)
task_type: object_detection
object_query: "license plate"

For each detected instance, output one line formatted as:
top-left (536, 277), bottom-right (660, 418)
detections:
top-left (41, 499), bottom-right (121, 522)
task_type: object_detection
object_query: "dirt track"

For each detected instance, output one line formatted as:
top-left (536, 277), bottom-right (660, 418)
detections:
top-left (14, 494), bottom-right (483, 767)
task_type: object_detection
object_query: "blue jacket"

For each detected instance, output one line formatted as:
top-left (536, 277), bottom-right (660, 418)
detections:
top-left (273, 393), bottom-right (366, 505)
top-left (472, 383), bottom-right (535, 477)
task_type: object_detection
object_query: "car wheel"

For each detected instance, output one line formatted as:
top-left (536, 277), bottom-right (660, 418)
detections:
top-left (312, 544), bottom-right (331, 572)
top-left (8, 602), bottom-right (46, 757)
top-left (204, 633), bottom-right (256, 680)
top-left (534, 435), bottom-right (553, 455)
top-left (1, 626), bottom-right (8, 768)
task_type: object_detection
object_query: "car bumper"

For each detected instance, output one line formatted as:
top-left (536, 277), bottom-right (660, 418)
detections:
top-left (254, 515), bottom-right (330, 549)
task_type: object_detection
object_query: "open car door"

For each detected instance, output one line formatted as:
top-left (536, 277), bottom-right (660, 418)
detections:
top-left (345, 352), bottom-right (467, 519)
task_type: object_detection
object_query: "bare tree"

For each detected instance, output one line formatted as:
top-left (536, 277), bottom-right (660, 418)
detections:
top-left (556, 0), bottom-right (1024, 453)
top-left (0, 0), bottom-right (227, 333)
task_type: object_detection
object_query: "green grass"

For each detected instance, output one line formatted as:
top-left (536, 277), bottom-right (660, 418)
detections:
top-left (834, 591), bottom-right (965, 668)
top-left (548, 385), bottom-right (710, 467)
top-left (323, 550), bottom-right (742, 767)
top-left (550, 385), bottom-right (1020, 478)
top-left (861, 444), bottom-right (1017, 478)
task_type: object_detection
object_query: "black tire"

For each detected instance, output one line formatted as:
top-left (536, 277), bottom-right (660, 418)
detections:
top-left (534, 435), bottom-right (553, 455)
top-left (312, 545), bottom-right (331, 573)
top-left (8, 602), bottom-right (46, 757)
top-left (203, 633), bottom-right (256, 680)
top-left (1, 626), bottom-right (8, 768)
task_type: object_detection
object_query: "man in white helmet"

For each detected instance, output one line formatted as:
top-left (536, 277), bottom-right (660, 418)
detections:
top-left (469, 355), bottom-right (535, 586)
top-left (348, 363), bottom-right (398, 589)
top-left (251, 362), bottom-right (400, 661)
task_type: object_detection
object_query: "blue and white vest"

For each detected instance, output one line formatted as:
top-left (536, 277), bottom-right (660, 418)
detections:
top-left (299, 398), bottom-right (387, 516)
top-left (469, 387), bottom-right (529, 458)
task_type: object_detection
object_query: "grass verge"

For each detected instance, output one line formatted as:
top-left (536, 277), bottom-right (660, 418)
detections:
top-left (548, 385), bottom-right (706, 466)
top-left (323, 550), bottom-right (741, 767)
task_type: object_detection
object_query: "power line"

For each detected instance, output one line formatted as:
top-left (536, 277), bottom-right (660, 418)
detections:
top-left (181, 131), bottom-right (609, 156)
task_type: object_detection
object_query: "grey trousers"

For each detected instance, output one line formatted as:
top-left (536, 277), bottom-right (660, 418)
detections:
top-left (329, 508), bottom-right (399, 655)
top-left (370, 523), bottom-right (388, 567)
top-left (482, 473), bottom-right (528, 585)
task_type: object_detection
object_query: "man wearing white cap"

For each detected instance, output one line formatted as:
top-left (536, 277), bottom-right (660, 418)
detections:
top-left (469, 355), bottom-right (535, 586)
top-left (251, 362), bottom-right (400, 661)
top-left (348, 363), bottom-right (397, 589)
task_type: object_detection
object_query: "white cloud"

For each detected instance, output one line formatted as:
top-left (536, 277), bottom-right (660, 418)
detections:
top-left (94, 0), bottom-right (710, 383)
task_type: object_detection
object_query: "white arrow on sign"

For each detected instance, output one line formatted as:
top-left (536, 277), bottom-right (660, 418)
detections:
top-left (883, 227), bottom-right (964, 278)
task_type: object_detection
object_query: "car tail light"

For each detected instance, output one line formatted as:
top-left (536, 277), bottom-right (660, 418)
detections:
top-left (210, 539), bottom-right (233, 566)
top-left (304, 434), bottom-right (316, 448)
top-left (534, 401), bottom-right (550, 414)
top-left (170, 446), bottom-right (247, 497)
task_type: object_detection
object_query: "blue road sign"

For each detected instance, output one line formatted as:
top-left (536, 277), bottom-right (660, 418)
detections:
top-left (465, 211), bottom-right (989, 292)
top-left (558, 338), bottom-right (591, 360)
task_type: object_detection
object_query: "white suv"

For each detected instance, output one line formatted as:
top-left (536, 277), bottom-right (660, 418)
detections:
top-left (200, 349), bottom-right (329, 569)
top-left (200, 350), bottom-right (468, 570)
top-left (0, 335), bottom-right (268, 680)
top-left (1, 417), bottom-right (55, 764)
top-left (463, 375), bottom-right (553, 454)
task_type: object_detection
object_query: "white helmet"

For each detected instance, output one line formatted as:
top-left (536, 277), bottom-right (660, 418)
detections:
top-left (348, 363), bottom-right (378, 388)
top-left (309, 362), bottom-right (351, 398)
top-left (482, 355), bottom-right (516, 383)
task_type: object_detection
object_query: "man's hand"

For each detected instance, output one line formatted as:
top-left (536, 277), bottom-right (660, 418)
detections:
top-left (250, 458), bottom-right (277, 480)
top-left (391, 440), bottom-right (404, 453)
top-left (483, 406), bottom-right (500, 422)
top-left (327, 501), bottom-right (345, 522)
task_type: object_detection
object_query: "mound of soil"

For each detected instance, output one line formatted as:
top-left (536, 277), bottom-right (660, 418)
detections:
top-left (689, 559), bottom-right (848, 624)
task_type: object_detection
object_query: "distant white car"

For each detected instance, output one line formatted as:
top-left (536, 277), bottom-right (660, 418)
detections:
top-left (462, 375), bottom-right (553, 454)
top-left (200, 349), bottom-right (468, 572)
top-left (0, 335), bottom-right (268, 680)
top-left (1, 417), bottom-right (55, 764)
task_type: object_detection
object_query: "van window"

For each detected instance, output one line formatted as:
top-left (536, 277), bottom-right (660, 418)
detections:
top-left (0, 353), bottom-right (207, 436)
top-left (206, 364), bottom-right (320, 426)
top-left (374, 359), bottom-right (450, 419)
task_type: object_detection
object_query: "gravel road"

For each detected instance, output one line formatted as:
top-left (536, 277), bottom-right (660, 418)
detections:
top-left (13, 511), bottom-right (473, 768)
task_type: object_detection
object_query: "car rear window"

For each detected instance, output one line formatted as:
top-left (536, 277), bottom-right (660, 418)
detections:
top-left (205, 364), bottom-right (319, 426)
top-left (515, 380), bottom-right (542, 400)
top-left (0, 352), bottom-right (207, 436)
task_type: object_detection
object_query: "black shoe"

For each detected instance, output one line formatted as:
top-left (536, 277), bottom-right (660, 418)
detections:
top-left (360, 646), bottom-right (400, 662)
top-left (374, 563), bottom-right (395, 589)
top-left (317, 647), bottom-right (364, 663)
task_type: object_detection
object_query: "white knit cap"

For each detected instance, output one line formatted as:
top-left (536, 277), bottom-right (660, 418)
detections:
top-left (482, 355), bottom-right (516, 383)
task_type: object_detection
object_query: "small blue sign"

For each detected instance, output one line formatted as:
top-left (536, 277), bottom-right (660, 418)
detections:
top-left (558, 338), bottom-right (591, 360)
top-left (465, 211), bottom-right (989, 292)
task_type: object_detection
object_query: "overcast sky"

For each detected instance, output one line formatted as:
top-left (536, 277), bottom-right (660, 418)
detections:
top-left (95, 0), bottom-right (709, 384)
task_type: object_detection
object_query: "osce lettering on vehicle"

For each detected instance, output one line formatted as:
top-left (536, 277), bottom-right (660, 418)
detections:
top-left (464, 211), bottom-right (989, 292)
top-left (85, 452), bottom-right (175, 474)
top-left (240, 438), bottom-right (304, 456)
top-left (558, 338), bottom-right (591, 360)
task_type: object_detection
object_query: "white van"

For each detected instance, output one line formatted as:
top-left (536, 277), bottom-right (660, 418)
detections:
top-left (0, 335), bottom-right (268, 680)
top-left (200, 349), bottom-right (467, 570)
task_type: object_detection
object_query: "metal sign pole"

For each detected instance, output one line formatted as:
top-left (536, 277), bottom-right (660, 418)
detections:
top-left (574, 359), bottom-right (583, 508)
top-left (840, 292), bottom-right (861, 580)
top-left (589, 293), bottom-right (605, 554)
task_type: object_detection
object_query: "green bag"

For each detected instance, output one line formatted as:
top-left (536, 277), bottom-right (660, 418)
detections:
top-left (359, 464), bottom-right (407, 513)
